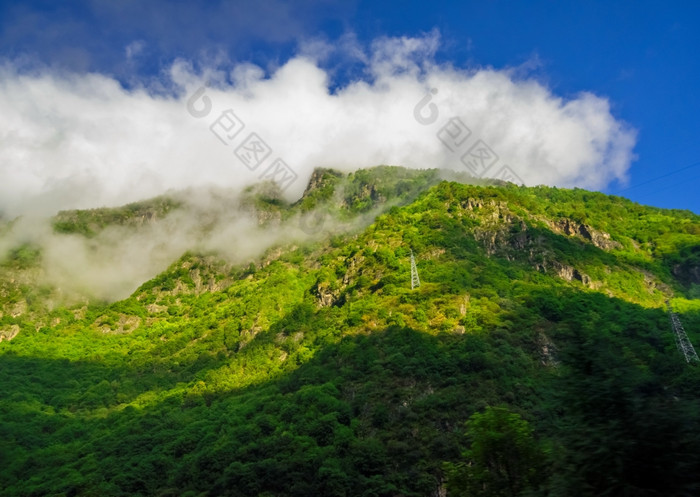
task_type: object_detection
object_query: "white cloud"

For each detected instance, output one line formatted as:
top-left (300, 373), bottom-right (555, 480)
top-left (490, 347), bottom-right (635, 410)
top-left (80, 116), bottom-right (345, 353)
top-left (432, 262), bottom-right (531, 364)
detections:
top-left (369, 29), bottom-right (441, 78)
top-left (125, 40), bottom-right (145, 61)
top-left (0, 33), bottom-right (636, 217)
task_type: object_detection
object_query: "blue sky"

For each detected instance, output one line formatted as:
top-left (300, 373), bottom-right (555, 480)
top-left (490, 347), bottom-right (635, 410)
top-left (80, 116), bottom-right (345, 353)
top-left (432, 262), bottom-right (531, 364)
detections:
top-left (1, 0), bottom-right (699, 214)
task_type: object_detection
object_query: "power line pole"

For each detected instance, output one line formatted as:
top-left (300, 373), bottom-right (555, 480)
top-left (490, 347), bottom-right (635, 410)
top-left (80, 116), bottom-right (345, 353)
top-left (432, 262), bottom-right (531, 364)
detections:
top-left (410, 250), bottom-right (421, 290)
top-left (667, 300), bottom-right (699, 363)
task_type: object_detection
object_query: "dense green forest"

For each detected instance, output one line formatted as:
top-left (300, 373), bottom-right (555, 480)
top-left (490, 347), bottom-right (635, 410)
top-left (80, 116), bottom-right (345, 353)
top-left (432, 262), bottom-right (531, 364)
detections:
top-left (1, 166), bottom-right (699, 496)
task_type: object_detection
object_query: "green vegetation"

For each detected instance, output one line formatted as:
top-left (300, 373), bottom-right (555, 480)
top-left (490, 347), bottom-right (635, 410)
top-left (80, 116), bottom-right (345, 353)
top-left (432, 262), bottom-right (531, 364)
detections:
top-left (1, 167), bottom-right (699, 496)
top-left (52, 196), bottom-right (182, 237)
top-left (1, 243), bottom-right (42, 269)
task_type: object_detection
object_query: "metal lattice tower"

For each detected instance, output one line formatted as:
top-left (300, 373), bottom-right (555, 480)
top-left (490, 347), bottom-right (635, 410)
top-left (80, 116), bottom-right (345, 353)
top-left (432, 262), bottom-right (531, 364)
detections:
top-left (410, 250), bottom-right (421, 290)
top-left (667, 300), bottom-right (699, 363)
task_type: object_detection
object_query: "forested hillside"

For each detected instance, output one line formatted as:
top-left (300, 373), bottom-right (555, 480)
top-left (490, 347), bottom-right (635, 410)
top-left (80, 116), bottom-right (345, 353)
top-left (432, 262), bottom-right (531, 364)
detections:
top-left (1, 167), bottom-right (699, 496)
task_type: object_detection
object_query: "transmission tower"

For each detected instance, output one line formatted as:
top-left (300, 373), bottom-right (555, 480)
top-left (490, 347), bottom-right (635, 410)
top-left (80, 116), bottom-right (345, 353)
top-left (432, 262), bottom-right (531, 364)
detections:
top-left (667, 300), bottom-right (699, 363)
top-left (410, 250), bottom-right (421, 290)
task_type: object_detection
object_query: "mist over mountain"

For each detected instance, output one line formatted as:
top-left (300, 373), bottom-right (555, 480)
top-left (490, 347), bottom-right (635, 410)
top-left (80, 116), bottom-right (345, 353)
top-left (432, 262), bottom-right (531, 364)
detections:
top-left (0, 167), bottom-right (456, 302)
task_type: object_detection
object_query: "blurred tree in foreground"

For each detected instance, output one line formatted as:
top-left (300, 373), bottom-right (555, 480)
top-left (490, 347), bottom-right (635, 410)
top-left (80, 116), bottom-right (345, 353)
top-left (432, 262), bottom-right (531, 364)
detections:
top-left (445, 407), bottom-right (545, 497)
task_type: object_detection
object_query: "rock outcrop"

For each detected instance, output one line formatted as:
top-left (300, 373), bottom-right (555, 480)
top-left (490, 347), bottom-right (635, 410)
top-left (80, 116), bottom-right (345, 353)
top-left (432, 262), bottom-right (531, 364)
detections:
top-left (552, 218), bottom-right (621, 251)
top-left (0, 324), bottom-right (20, 342)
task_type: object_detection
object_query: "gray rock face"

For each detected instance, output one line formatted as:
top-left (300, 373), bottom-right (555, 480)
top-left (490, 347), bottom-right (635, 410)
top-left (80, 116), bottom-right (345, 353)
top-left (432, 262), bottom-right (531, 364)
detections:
top-left (553, 218), bottom-right (621, 251)
top-left (0, 324), bottom-right (20, 341)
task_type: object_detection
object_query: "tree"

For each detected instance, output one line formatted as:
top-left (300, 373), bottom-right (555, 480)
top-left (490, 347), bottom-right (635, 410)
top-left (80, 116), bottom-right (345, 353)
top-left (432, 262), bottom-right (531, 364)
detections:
top-left (445, 407), bottom-right (544, 497)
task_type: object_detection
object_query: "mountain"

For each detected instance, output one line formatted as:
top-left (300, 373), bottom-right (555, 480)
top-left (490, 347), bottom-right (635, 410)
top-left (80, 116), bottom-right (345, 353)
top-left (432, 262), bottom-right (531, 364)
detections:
top-left (1, 166), bottom-right (699, 497)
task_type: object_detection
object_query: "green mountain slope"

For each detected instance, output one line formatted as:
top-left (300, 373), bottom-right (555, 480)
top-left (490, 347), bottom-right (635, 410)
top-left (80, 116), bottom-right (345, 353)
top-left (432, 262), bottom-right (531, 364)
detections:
top-left (1, 168), bottom-right (700, 496)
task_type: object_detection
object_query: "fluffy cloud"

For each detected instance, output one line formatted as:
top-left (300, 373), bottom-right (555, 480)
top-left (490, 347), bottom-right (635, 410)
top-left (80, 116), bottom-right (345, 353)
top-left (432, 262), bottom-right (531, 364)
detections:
top-left (0, 33), bottom-right (636, 217)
